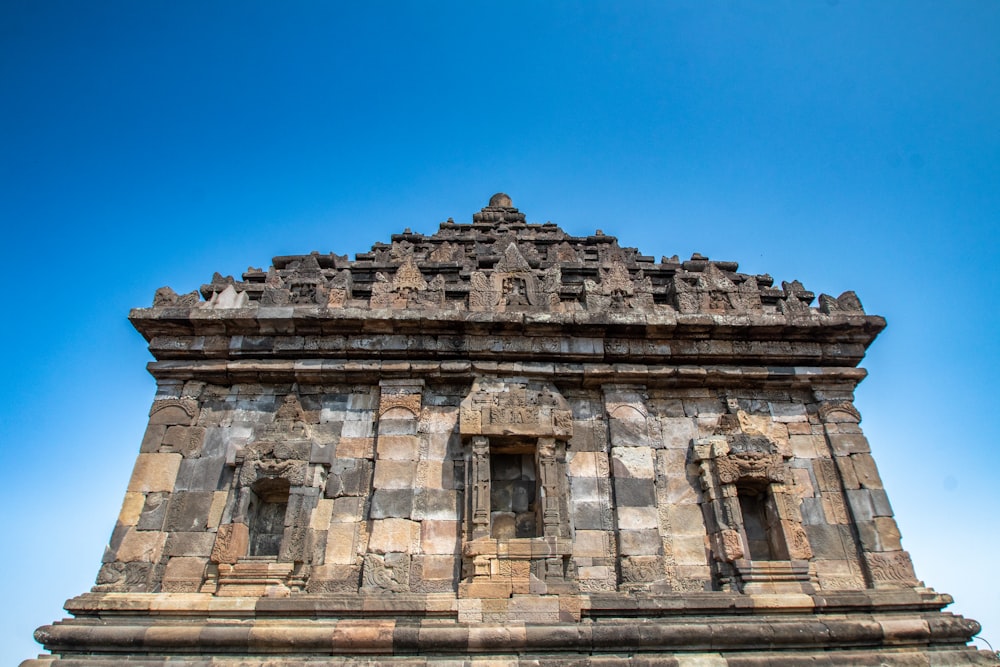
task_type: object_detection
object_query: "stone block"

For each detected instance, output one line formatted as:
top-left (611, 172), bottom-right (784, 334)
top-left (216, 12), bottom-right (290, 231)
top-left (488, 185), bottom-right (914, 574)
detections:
top-left (613, 477), bottom-right (656, 507)
top-left (421, 520), bottom-right (460, 555)
top-left (672, 534), bottom-right (708, 565)
top-left (325, 522), bottom-right (359, 564)
top-left (570, 477), bottom-right (601, 503)
top-left (162, 425), bottom-right (206, 458)
top-left (336, 437), bottom-right (374, 459)
top-left (574, 530), bottom-right (611, 558)
top-left (851, 453), bottom-right (884, 489)
top-left (342, 419), bottom-right (375, 438)
top-left (117, 492), bottom-right (145, 526)
top-left (140, 424), bottom-right (167, 453)
top-left (805, 523), bottom-right (852, 560)
top-left (413, 488), bottom-right (460, 520)
top-left (611, 446), bottom-right (655, 478)
top-left (414, 554), bottom-right (458, 581)
top-left (683, 397), bottom-right (724, 418)
top-left (136, 492), bottom-right (170, 531)
top-left (668, 504), bottom-right (707, 535)
top-left (149, 400), bottom-right (197, 426)
top-left (572, 501), bottom-right (607, 530)
top-left (310, 498), bottom-right (334, 530)
top-left (377, 418), bottom-right (418, 436)
top-left (163, 531), bottom-right (217, 557)
top-left (376, 435), bottom-right (420, 460)
top-left (368, 518), bottom-right (419, 554)
top-left (174, 456), bottom-right (227, 491)
top-left (373, 460), bottom-right (416, 489)
top-left (870, 489), bottom-right (893, 517)
top-left (370, 489), bottom-right (414, 519)
top-left (845, 489), bottom-right (875, 522)
top-left (116, 529), bottom-right (167, 563)
top-left (827, 432), bottom-right (871, 456)
top-left (569, 451), bottom-right (599, 478)
top-left (617, 506), bottom-right (658, 531)
top-left (799, 497), bottom-right (824, 525)
top-left (874, 517), bottom-right (903, 551)
top-left (127, 453), bottom-right (182, 493)
top-left (659, 417), bottom-right (696, 449)
top-left (161, 556), bottom-right (207, 593)
top-left (609, 417), bottom-right (651, 447)
top-left (207, 491), bottom-right (228, 529)
top-left (788, 434), bottom-right (820, 459)
top-left (165, 491), bottom-right (214, 532)
top-left (619, 529), bottom-right (661, 556)
top-left (325, 458), bottom-right (372, 498)
top-left (769, 402), bottom-right (808, 422)
top-left (331, 496), bottom-right (365, 522)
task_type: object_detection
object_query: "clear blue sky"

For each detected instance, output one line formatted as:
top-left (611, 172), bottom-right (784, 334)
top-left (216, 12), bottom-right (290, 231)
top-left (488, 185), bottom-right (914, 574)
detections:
top-left (2, 2), bottom-right (998, 663)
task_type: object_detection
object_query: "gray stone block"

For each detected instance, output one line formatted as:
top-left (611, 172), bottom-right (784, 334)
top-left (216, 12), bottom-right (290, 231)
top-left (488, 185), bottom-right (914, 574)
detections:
top-left (163, 531), bottom-right (216, 557)
top-left (804, 523), bottom-right (852, 560)
top-left (413, 489), bottom-right (459, 520)
top-left (572, 501), bottom-right (606, 530)
top-left (137, 492), bottom-right (170, 531)
top-left (325, 458), bottom-right (372, 498)
top-left (370, 489), bottom-right (414, 519)
top-left (799, 497), bottom-right (825, 526)
top-left (165, 491), bottom-right (214, 532)
top-left (174, 456), bottom-right (227, 491)
top-left (613, 478), bottom-right (656, 507)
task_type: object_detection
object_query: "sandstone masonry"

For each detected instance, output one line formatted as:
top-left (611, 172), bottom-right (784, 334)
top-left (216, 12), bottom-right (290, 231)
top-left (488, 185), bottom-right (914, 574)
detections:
top-left (23, 195), bottom-right (996, 666)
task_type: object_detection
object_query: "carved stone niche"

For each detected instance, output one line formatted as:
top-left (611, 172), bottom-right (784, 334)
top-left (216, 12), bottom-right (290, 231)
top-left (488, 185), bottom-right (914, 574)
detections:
top-left (692, 426), bottom-right (814, 595)
top-left (458, 379), bottom-right (575, 597)
top-left (207, 394), bottom-right (329, 597)
top-left (468, 243), bottom-right (562, 313)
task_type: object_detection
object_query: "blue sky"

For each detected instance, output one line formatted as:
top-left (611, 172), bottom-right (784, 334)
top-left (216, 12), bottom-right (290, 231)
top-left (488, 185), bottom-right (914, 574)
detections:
top-left (2, 1), bottom-right (999, 663)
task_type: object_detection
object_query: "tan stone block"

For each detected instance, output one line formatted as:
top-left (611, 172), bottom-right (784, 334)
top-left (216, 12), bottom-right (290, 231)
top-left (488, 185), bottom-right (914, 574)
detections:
top-left (668, 503), bottom-right (707, 535)
top-left (377, 435), bottom-right (421, 461)
top-left (851, 453), bottom-right (884, 489)
top-left (424, 432), bottom-right (452, 460)
top-left (786, 422), bottom-right (813, 435)
top-left (568, 451), bottom-right (598, 478)
top-left (619, 529), bottom-right (661, 556)
top-left (368, 518), bottom-right (419, 554)
top-left (611, 446), bottom-right (655, 478)
top-left (161, 556), bottom-right (207, 592)
top-left (578, 565), bottom-right (611, 580)
top-left (332, 619), bottom-right (395, 651)
top-left (311, 498), bottom-right (334, 530)
top-left (116, 528), bottom-right (167, 563)
top-left (337, 437), bottom-right (374, 459)
top-left (118, 492), bottom-right (146, 526)
top-left (788, 435), bottom-right (820, 459)
top-left (373, 460), bottom-right (416, 489)
top-left (791, 468), bottom-right (815, 499)
top-left (325, 522), bottom-right (359, 564)
top-left (617, 506), bottom-right (658, 531)
top-left (421, 520), bottom-right (461, 555)
top-left (460, 580), bottom-right (512, 599)
top-left (573, 530), bottom-right (610, 558)
top-left (207, 491), bottom-right (228, 529)
top-left (331, 496), bottom-right (365, 522)
top-left (874, 517), bottom-right (903, 551)
top-left (672, 534), bottom-right (708, 565)
top-left (418, 407), bottom-right (459, 434)
top-left (127, 453), bottom-right (182, 493)
top-left (418, 554), bottom-right (458, 580)
top-left (419, 460), bottom-right (450, 490)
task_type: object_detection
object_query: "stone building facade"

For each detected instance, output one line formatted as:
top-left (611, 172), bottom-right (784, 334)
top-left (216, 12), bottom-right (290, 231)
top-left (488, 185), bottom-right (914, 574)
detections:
top-left (24, 195), bottom-right (996, 665)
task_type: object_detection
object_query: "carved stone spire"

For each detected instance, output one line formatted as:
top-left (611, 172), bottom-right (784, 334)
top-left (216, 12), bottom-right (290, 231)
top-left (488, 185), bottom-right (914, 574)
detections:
top-left (472, 192), bottom-right (527, 225)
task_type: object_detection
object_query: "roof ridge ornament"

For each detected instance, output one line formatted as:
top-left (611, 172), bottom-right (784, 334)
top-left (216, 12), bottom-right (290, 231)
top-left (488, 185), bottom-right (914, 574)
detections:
top-left (473, 192), bottom-right (527, 225)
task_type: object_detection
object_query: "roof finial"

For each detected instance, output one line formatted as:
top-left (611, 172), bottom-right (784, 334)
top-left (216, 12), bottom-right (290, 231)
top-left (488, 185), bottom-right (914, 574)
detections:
top-left (489, 192), bottom-right (513, 208)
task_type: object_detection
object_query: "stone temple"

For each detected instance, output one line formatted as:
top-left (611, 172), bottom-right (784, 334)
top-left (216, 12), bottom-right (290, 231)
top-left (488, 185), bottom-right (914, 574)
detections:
top-left (24, 195), bottom-right (995, 665)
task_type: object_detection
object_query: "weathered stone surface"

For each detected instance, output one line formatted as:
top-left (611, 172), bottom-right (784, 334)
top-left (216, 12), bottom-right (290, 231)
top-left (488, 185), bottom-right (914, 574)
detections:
top-left (27, 196), bottom-right (992, 667)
